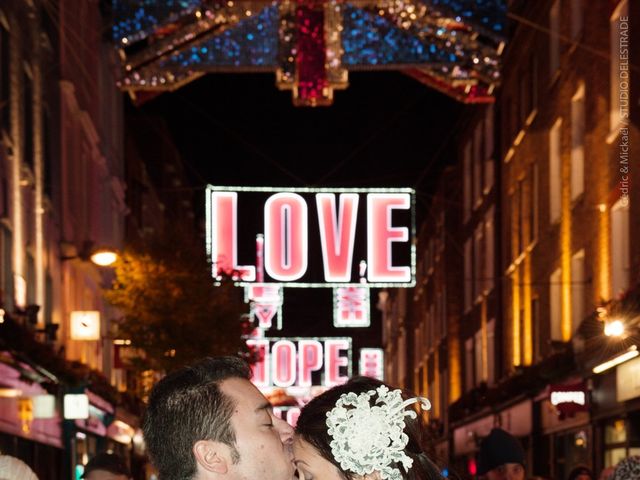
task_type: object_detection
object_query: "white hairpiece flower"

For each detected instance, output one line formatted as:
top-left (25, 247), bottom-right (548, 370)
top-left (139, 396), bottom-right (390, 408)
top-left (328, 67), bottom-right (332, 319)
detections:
top-left (326, 385), bottom-right (431, 480)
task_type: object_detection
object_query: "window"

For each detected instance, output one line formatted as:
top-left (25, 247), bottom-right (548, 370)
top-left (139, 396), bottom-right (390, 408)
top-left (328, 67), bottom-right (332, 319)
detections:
top-left (26, 254), bottom-right (35, 305)
top-left (519, 67), bottom-right (530, 126)
top-left (485, 207), bottom-right (495, 292)
top-left (487, 319), bottom-right (495, 385)
top-left (45, 274), bottom-right (53, 325)
top-left (463, 142), bottom-right (472, 221)
top-left (610, 0), bottom-right (629, 132)
top-left (0, 224), bottom-right (12, 309)
top-left (550, 0), bottom-right (560, 78)
top-left (505, 193), bottom-right (513, 265)
top-left (24, 65), bottom-right (34, 169)
top-left (531, 298), bottom-right (540, 360)
top-left (518, 179), bottom-right (525, 255)
top-left (531, 54), bottom-right (539, 113)
top-left (571, 0), bottom-right (583, 40)
top-left (529, 163), bottom-right (538, 244)
top-left (611, 198), bottom-right (630, 295)
top-left (571, 84), bottom-right (585, 200)
top-left (474, 225), bottom-right (483, 301)
top-left (473, 122), bottom-right (483, 207)
top-left (474, 329), bottom-right (484, 386)
top-left (464, 239), bottom-right (472, 312)
top-left (484, 105), bottom-right (494, 192)
top-left (0, 153), bottom-right (7, 218)
top-left (549, 118), bottom-right (562, 223)
top-left (571, 250), bottom-right (585, 334)
top-left (465, 337), bottom-right (474, 392)
top-left (550, 268), bottom-right (562, 341)
top-left (0, 19), bottom-right (9, 135)
top-left (503, 96), bottom-right (513, 155)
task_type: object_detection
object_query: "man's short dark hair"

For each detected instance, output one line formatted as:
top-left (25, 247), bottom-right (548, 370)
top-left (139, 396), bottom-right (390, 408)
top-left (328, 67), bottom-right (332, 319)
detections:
top-left (81, 452), bottom-right (130, 478)
top-left (142, 356), bottom-right (251, 480)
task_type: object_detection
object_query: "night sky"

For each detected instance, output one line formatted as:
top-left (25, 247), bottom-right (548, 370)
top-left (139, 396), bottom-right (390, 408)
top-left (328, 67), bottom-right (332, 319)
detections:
top-left (133, 69), bottom-right (471, 353)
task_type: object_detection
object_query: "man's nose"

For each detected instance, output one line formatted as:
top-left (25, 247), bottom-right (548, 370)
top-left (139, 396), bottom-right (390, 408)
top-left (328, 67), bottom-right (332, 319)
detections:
top-left (275, 416), bottom-right (294, 444)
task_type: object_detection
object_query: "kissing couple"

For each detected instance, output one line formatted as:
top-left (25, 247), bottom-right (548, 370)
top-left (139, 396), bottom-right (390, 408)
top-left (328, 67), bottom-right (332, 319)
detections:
top-left (143, 356), bottom-right (444, 480)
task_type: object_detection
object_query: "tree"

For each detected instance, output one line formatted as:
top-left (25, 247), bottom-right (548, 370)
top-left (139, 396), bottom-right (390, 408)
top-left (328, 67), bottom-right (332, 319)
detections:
top-left (105, 230), bottom-right (249, 373)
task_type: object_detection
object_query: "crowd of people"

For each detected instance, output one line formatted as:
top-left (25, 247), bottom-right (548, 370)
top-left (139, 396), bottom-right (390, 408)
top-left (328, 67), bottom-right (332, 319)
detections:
top-left (0, 356), bottom-right (638, 480)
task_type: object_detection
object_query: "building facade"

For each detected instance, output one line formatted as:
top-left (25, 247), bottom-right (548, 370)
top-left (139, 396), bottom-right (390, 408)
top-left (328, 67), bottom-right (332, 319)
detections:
top-left (385, 0), bottom-right (639, 477)
top-left (0, 1), bottom-right (140, 478)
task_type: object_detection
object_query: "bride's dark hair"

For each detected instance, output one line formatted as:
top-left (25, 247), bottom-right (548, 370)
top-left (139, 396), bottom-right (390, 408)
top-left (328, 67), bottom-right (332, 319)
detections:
top-left (295, 376), bottom-right (445, 480)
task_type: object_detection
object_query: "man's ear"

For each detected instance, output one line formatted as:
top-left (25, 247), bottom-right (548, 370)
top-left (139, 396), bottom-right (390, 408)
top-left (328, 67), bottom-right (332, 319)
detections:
top-left (193, 440), bottom-right (229, 475)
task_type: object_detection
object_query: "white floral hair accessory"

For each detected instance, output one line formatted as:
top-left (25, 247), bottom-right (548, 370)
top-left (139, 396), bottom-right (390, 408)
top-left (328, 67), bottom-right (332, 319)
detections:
top-left (326, 385), bottom-right (431, 480)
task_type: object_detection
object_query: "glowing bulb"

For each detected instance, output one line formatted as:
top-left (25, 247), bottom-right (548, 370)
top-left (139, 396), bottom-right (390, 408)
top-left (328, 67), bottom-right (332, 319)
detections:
top-left (604, 319), bottom-right (625, 337)
top-left (90, 250), bottom-right (118, 267)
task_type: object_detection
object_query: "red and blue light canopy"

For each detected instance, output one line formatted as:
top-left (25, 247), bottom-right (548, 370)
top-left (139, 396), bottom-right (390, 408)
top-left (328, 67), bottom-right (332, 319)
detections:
top-left (112, 0), bottom-right (505, 106)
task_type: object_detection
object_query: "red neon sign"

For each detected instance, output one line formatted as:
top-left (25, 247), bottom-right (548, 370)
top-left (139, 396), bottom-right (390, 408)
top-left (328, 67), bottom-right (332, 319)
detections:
top-left (246, 337), bottom-right (352, 388)
top-left (334, 286), bottom-right (370, 327)
top-left (206, 187), bottom-right (415, 287)
top-left (359, 348), bottom-right (384, 380)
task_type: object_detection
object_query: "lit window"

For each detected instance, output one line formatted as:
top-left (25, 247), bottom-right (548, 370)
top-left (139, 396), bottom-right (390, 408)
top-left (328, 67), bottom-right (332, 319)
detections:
top-left (611, 198), bottom-right (630, 295)
top-left (549, 0), bottom-right (560, 78)
top-left (571, 84), bottom-right (585, 200)
top-left (550, 268), bottom-right (562, 341)
top-left (549, 118), bottom-right (562, 223)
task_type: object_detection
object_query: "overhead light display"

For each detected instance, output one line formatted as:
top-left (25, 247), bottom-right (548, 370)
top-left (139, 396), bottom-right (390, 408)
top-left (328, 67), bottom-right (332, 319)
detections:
top-left (112, 0), bottom-right (505, 106)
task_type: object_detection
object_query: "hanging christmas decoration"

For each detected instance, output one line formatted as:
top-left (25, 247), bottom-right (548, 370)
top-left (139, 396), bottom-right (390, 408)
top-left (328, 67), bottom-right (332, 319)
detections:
top-left (112, 0), bottom-right (505, 106)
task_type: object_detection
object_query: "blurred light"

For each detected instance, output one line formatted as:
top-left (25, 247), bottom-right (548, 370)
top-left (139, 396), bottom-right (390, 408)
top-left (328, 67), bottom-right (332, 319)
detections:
top-left (0, 388), bottom-right (22, 398)
top-left (604, 319), bottom-right (625, 337)
top-left (467, 458), bottom-right (477, 475)
top-left (33, 394), bottom-right (56, 419)
top-left (593, 346), bottom-right (638, 374)
top-left (90, 249), bottom-right (118, 266)
top-left (70, 311), bottom-right (100, 341)
top-left (64, 394), bottom-right (90, 419)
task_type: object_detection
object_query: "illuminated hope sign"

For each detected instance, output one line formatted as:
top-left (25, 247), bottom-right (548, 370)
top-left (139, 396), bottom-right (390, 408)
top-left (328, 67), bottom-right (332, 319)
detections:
top-left (206, 186), bottom-right (415, 287)
top-left (247, 337), bottom-right (352, 388)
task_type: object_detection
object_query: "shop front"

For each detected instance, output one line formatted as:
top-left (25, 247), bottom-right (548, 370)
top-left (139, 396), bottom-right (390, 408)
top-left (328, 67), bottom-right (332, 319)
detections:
top-left (67, 389), bottom-right (116, 479)
top-left (452, 399), bottom-right (532, 478)
top-left (535, 380), bottom-right (591, 480)
top-left (0, 358), bottom-right (63, 480)
top-left (591, 355), bottom-right (640, 473)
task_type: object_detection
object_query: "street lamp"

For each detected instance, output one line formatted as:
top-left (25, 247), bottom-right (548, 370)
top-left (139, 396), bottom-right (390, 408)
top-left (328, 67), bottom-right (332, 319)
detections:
top-left (60, 241), bottom-right (118, 267)
top-left (604, 319), bottom-right (625, 337)
top-left (89, 248), bottom-right (118, 267)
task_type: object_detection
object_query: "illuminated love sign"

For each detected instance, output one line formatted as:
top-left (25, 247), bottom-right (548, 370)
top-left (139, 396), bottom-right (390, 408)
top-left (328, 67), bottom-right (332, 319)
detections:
top-left (206, 186), bottom-right (415, 287)
top-left (247, 337), bottom-right (352, 388)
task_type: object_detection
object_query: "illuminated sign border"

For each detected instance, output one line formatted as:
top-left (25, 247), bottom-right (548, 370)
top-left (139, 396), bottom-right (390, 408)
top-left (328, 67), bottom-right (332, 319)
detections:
top-left (206, 185), bottom-right (416, 288)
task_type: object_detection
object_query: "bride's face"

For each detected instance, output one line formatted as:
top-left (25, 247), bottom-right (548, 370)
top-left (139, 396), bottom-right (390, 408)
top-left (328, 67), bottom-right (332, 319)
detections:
top-left (293, 437), bottom-right (346, 480)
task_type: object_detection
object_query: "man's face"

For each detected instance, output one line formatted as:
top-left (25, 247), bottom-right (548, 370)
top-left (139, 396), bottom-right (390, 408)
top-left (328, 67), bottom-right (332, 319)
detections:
top-left (221, 378), bottom-right (295, 480)
top-left (485, 463), bottom-right (525, 480)
top-left (84, 471), bottom-right (128, 480)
